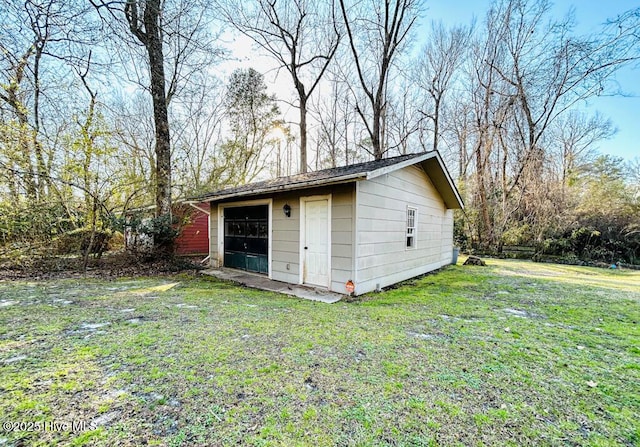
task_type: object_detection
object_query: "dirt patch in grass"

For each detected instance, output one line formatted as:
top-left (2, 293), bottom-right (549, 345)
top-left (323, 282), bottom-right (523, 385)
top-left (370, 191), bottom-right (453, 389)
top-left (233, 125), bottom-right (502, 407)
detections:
top-left (1, 261), bottom-right (638, 446)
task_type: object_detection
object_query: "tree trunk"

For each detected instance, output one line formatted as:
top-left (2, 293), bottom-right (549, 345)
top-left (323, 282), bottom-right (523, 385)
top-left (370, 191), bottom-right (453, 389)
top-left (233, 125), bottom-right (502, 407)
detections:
top-left (432, 97), bottom-right (440, 152)
top-left (123, 0), bottom-right (173, 253)
top-left (299, 95), bottom-right (308, 173)
top-left (133, 0), bottom-right (172, 218)
top-left (372, 106), bottom-right (382, 160)
top-left (32, 45), bottom-right (49, 200)
top-left (4, 61), bottom-right (37, 200)
top-left (475, 138), bottom-right (492, 249)
top-left (148, 43), bottom-right (171, 217)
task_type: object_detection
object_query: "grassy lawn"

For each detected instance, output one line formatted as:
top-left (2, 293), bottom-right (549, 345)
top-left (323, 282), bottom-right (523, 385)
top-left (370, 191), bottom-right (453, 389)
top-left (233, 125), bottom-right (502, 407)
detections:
top-left (0, 259), bottom-right (638, 446)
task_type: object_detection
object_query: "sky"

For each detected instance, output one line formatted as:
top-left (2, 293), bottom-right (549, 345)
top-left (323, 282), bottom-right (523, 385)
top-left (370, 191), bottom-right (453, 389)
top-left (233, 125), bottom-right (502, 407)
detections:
top-left (422, 0), bottom-right (639, 162)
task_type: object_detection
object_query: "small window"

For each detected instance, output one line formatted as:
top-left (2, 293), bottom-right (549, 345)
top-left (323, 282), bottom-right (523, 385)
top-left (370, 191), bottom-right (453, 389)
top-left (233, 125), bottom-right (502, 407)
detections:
top-left (406, 207), bottom-right (417, 249)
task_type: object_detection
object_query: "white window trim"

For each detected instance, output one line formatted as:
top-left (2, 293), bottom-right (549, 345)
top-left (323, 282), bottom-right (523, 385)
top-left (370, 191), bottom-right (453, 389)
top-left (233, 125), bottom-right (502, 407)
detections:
top-left (406, 206), bottom-right (417, 250)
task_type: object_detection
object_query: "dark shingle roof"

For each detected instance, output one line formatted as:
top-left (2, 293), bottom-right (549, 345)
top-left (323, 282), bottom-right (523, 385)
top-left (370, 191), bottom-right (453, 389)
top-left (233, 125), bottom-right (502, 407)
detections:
top-left (188, 151), bottom-right (464, 209)
top-left (191, 152), bottom-right (429, 201)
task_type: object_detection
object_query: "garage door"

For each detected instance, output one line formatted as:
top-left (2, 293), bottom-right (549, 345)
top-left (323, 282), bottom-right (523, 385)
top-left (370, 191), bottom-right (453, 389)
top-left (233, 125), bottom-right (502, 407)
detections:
top-left (223, 205), bottom-right (268, 274)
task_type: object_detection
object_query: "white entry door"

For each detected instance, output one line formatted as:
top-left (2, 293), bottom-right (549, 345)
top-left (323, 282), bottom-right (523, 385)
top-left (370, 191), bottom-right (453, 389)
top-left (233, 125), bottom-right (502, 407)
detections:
top-left (302, 197), bottom-right (330, 287)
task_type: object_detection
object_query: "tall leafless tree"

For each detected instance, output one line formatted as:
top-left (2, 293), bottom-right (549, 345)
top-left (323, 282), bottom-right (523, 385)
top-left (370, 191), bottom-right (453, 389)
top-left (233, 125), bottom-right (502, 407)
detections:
top-left (310, 71), bottom-right (360, 168)
top-left (217, 0), bottom-right (341, 173)
top-left (91, 0), bottom-right (217, 224)
top-left (414, 21), bottom-right (471, 152)
top-left (338, 0), bottom-right (421, 160)
top-left (459, 0), bottom-right (638, 250)
top-left (548, 112), bottom-right (614, 191)
top-left (0, 0), bottom-right (92, 202)
top-left (171, 74), bottom-right (226, 196)
top-left (123, 0), bottom-right (172, 218)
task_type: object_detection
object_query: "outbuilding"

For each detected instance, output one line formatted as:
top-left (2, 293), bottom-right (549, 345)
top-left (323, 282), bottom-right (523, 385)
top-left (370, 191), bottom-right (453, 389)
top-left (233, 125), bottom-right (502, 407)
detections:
top-left (174, 202), bottom-right (210, 258)
top-left (192, 151), bottom-right (463, 296)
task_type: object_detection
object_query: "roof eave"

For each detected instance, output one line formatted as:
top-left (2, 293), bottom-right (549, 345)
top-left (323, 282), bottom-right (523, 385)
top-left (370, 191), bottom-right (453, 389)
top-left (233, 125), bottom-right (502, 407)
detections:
top-left (420, 153), bottom-right (464, 210)
top-left (365, 152), bottom-right (435, 180)
top-left (196, 172), bottom-right (367, 203)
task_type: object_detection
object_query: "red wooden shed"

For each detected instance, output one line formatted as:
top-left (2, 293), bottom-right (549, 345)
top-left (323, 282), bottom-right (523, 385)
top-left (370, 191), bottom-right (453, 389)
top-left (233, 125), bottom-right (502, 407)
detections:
top-left (174, 202), bottom-right (209, 257)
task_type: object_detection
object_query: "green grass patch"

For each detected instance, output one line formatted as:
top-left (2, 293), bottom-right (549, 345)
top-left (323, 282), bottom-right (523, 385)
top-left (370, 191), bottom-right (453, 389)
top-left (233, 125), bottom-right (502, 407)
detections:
top-left (0, 259), bottom-right (638, 445)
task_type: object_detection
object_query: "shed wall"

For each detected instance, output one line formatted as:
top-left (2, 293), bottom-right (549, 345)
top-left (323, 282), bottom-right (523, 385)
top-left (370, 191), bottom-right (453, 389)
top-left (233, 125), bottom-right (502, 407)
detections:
top-left (355, 165), bottom-right (453, 294)
top-left (175, 203), bottom-right (210, 255)
top-left (208, 184), bottom-right (355, 293)
top-left (271, 192), bottom-right (302, 284)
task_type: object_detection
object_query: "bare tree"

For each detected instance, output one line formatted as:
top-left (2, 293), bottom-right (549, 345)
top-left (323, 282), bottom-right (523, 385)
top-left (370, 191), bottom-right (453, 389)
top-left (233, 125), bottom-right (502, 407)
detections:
top-left (607, 7), bottom-right (640, 57)
top-left (217, 0), bottom-right (341, 173)
top-left (91, 0), bottom-right (218, 228)
top-left (414, 21), bottom-right (471, 152)
top-left (110, 92), bottom-right (157, 204)
top-left (387, 73), bottom-right (434, 156)
top-left (442, 95), bottom-right (474, 181)
top-left (492, 0), bottom-right (635, 188)
top-left (338, 0), bottom-right (421, 160)
top-left (122, 0), bottom-right (173, 219)
top-left (0, 0), bottom-right (93, 201)
top-left (310, 71), bottom-right (358, 168)
top-left (458, 0), bottom-right (638, 250)
top-left (171, 73), bottom-right (226, 196)
top-left (548, 112), bottom-right (615, 190)
top-left (463, 11), bottom-right (508, 248)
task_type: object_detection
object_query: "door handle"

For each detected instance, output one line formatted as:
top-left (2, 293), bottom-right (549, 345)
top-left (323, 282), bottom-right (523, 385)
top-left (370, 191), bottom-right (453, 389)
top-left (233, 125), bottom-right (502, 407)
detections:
top-left (304, 246), bottom-right (308, 250)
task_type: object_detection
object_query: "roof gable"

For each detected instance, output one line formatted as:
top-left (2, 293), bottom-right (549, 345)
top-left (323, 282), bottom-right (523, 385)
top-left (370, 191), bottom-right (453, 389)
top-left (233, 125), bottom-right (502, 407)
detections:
top-left (190, 151), bottom-right (463, 209)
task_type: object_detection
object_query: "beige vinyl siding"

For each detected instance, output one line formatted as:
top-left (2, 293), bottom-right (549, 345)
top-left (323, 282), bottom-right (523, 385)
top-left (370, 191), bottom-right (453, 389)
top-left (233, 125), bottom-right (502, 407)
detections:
top-left (207, 185), bottom-right (354, 293)
top-left (355, 165), bottom-right (452, 294)
top-left (441, 209), bottom-right (454, 262)
top-left (329, 185), bottom-right (355, 292)
top-left (267, 184), bottom-right (355, 292)
top-left (271, 193), bottom-right (301, 284)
